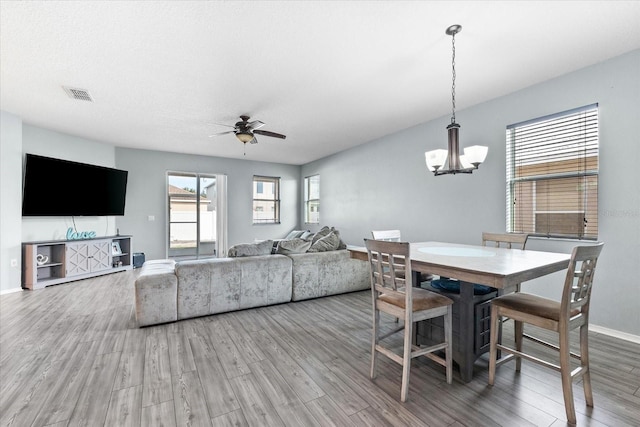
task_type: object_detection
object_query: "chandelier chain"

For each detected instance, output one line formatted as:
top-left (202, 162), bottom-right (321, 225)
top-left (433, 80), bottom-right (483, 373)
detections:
top-left (451, 31), bottom-right (456, 124)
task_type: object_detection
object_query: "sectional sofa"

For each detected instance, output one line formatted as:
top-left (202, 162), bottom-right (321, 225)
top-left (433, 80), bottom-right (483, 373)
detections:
top-left (134, 243), bottom-right (369, 327)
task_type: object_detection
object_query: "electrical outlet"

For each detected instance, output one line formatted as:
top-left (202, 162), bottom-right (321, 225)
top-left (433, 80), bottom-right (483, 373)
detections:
top-left (10, 259), bottom-right (18, 267)
top-left (148, 215), bottom-right (155, 221)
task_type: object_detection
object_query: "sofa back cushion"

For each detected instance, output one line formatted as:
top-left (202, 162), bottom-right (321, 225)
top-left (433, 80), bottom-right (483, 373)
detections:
top-left (228, 239), bottom-right (273, 257)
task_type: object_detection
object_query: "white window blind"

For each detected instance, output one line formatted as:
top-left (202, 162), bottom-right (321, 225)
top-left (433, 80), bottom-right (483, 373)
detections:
top-left (506, 104), bottom-right (599, 239)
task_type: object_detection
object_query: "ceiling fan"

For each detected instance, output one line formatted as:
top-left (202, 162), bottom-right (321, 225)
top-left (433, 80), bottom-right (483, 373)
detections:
top-left (209, 115), bottom-right (287, 145)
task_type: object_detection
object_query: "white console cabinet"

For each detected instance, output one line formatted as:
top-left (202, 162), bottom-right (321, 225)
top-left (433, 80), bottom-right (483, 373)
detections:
top-left (22, 235), bottom-right (132, 290)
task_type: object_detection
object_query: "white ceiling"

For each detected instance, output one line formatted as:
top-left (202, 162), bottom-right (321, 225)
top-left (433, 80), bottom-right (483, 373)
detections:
top-left (2, 1), bottom-right (640, 165)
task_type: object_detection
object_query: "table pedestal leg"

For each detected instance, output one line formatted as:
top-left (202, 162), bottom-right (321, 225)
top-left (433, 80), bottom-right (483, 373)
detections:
top-left (458, 281), bottom-right (475, 383)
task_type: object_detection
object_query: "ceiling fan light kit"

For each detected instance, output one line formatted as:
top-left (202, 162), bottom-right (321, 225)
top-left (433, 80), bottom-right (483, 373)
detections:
top-left (235, 131), bottom-right (254, 143)
top-left (425, 24), bottom-right (488, 176)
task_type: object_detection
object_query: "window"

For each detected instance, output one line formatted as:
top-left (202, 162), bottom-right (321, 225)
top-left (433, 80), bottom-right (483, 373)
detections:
top-left (506, 104), bottom-right (599, 239)
top-left (253, 176), bottom-right (280, 224)
top-left (167, 172), bottom-right (222, 260)
top-left (304, 175), bottom-right (320, 224)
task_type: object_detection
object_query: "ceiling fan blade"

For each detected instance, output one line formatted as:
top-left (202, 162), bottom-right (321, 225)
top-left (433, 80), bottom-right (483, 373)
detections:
top-left (208, 130), bottom-right (235, 137)
top-left (247, 120), bottom-right (265, 131)
top-left (254, 129), bottom-right (286, 139)
top-left (249, 137), bottom-right (258, 144)
top-left (212, 122), bottom-right (236, 128)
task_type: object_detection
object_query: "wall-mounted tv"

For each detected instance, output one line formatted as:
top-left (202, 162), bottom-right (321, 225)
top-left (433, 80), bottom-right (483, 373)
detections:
top-left (22, 154), bottom-right (128, 216)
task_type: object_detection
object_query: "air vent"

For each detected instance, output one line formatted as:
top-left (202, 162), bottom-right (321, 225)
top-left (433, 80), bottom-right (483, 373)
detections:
top-left (62, 86), bottom-right (93, 102)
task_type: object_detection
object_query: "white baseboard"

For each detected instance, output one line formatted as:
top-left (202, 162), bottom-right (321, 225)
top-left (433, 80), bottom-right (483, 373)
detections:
top-left (0, 287), bottom-right (23, 295)
top-left (591, 324), bottom-right (640, 344)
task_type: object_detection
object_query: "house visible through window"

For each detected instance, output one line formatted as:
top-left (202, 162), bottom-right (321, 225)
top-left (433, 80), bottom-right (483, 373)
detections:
top-left (167, 172), bottom-right (221, 260)
top-left (304, 175), bottom-right (320, 224)
top-left (253, 176), bottom-right (280, 224)
top-left (506, 104), bottom-right (599, 239)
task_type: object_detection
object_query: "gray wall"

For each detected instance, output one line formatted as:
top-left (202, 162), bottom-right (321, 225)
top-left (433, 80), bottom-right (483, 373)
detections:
top-left (0, 111), bottom-right (23, 293)
top-left (302, 50), bottom-right (640, 336)
top-left (1, 50), bottom-right (637, 334)
top-left (115, 148), bottom-right (300, 261)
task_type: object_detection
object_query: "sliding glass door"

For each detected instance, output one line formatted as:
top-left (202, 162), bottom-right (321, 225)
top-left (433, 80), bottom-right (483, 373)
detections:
top-left (167, 172), bottom-right (226, 260)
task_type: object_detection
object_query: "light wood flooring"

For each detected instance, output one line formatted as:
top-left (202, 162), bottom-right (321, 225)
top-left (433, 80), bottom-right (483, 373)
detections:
top-left (1, 270), bottom-right (639, 426)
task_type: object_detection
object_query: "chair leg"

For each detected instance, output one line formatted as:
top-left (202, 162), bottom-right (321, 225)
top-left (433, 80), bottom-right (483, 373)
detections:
top-left (514, 320), bottom-right (523, 372)
top-left (559, 326), bottom-right (577, 424)
top-left (400, 317), bottom-right (412, 402)
top-left (444, 306), bottom-right (453, 384)
top-left (488, 304), bottom-right (500, 385)
top-left (371, 307), bottom-right (380, 380)
top-left (581, 323), bottom-right (594, 407)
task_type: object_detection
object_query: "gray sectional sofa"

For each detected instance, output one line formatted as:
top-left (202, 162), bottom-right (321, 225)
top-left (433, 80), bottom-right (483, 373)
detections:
top-left (134, 248), bottom-right (369, 327)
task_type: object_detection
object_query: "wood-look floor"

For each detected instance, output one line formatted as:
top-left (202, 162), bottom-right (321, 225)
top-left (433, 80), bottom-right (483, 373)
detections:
top-left (1, 270), bottom-right (639, 426)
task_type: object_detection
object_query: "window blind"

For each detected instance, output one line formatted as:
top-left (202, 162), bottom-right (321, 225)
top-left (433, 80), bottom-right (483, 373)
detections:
top-left (506, 104), bottom-right (599, 239)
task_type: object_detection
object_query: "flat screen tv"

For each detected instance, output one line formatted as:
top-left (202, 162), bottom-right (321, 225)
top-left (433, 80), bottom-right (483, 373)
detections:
top-left (22, 154), bottom-right (128, 216)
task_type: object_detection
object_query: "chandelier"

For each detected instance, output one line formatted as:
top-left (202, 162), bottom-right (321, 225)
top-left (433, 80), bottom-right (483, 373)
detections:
top-left (425, 25), bottom-right (488, 175)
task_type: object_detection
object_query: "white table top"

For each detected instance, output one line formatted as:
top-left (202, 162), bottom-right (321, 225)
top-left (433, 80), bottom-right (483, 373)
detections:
top-left (350, 241), bottom-right (571, 289)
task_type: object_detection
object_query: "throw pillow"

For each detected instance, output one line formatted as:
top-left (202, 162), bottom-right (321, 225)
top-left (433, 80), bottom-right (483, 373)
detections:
top-left (284, 230), bottom-right (307, 240)
top-left (228, 240), bottom-right (273, 257)
top-left (337, 238), bottom-right (347, 250)
top-left (311, 226), bottom-right (332, 244)
top-left (308, 230), bottom-right (341, 252)
top-left (276, 238), bottom-right (312, 254)
top-left (300, 230), bottom-right (314, 241)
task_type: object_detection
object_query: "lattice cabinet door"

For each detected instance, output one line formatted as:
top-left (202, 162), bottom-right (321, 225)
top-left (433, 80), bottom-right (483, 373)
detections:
top-left (89, 241), bottom-right (111, 272)
top-left (66, 242), bottom-right (90, 277)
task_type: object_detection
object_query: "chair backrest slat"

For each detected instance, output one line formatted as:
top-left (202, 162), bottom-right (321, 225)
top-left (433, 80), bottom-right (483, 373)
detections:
top-left (371, 230), bottom-right (402, 242)
top-left (365, 239), bottom-right (413, 301)
top-left (562, 243), bottom-right (604, 317)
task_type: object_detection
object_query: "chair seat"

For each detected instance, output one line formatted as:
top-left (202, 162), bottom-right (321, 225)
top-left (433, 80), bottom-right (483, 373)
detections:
top-left (492, 293), bottom-right (580, 322)
top-left (380, 287), bottom-right (453, 311)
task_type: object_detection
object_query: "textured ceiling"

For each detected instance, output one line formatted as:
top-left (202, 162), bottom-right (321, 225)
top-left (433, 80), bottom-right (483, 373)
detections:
top-left (2, 1), bottom-right (640, 165)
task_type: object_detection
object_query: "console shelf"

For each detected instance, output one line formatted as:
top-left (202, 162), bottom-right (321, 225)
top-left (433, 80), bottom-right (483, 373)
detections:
top-left (22, 235), bottom-right (132, 290)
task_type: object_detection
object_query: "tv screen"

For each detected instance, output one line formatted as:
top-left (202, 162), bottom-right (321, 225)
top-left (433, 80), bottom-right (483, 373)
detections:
top-left (22, 154), bottom-right (128, 216)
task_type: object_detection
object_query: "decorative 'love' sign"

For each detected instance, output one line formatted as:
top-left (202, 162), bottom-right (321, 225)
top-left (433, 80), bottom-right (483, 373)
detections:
top-left (66, 227), bottom-right (97, 240)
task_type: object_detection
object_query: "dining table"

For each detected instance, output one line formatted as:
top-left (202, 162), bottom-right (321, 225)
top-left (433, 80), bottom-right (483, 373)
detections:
top-left (348, 241), bottom-right (571, 383)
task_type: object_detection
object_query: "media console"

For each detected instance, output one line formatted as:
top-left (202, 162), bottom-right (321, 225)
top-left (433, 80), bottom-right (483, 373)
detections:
top-left (22, 235), bottom-right (132, 290)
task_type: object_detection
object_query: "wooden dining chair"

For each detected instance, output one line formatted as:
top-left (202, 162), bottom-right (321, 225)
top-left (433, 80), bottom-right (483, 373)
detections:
top-left (371, 230), bottom-right (433, 283)
top-left (431, 232), bottom-right (528, 295)
top-left (364, 238), bottom-right (453, 402)
top-left (371, 229), bottom-right (402, 241)
top-left (488, 243), bottom-right (604, 425)
top-left (482, 232), bottom-right (529, 292)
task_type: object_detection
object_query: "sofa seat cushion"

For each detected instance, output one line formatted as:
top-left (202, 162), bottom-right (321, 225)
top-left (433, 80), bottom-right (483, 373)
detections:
top-left (175, 254), bottom-right (292, 319)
